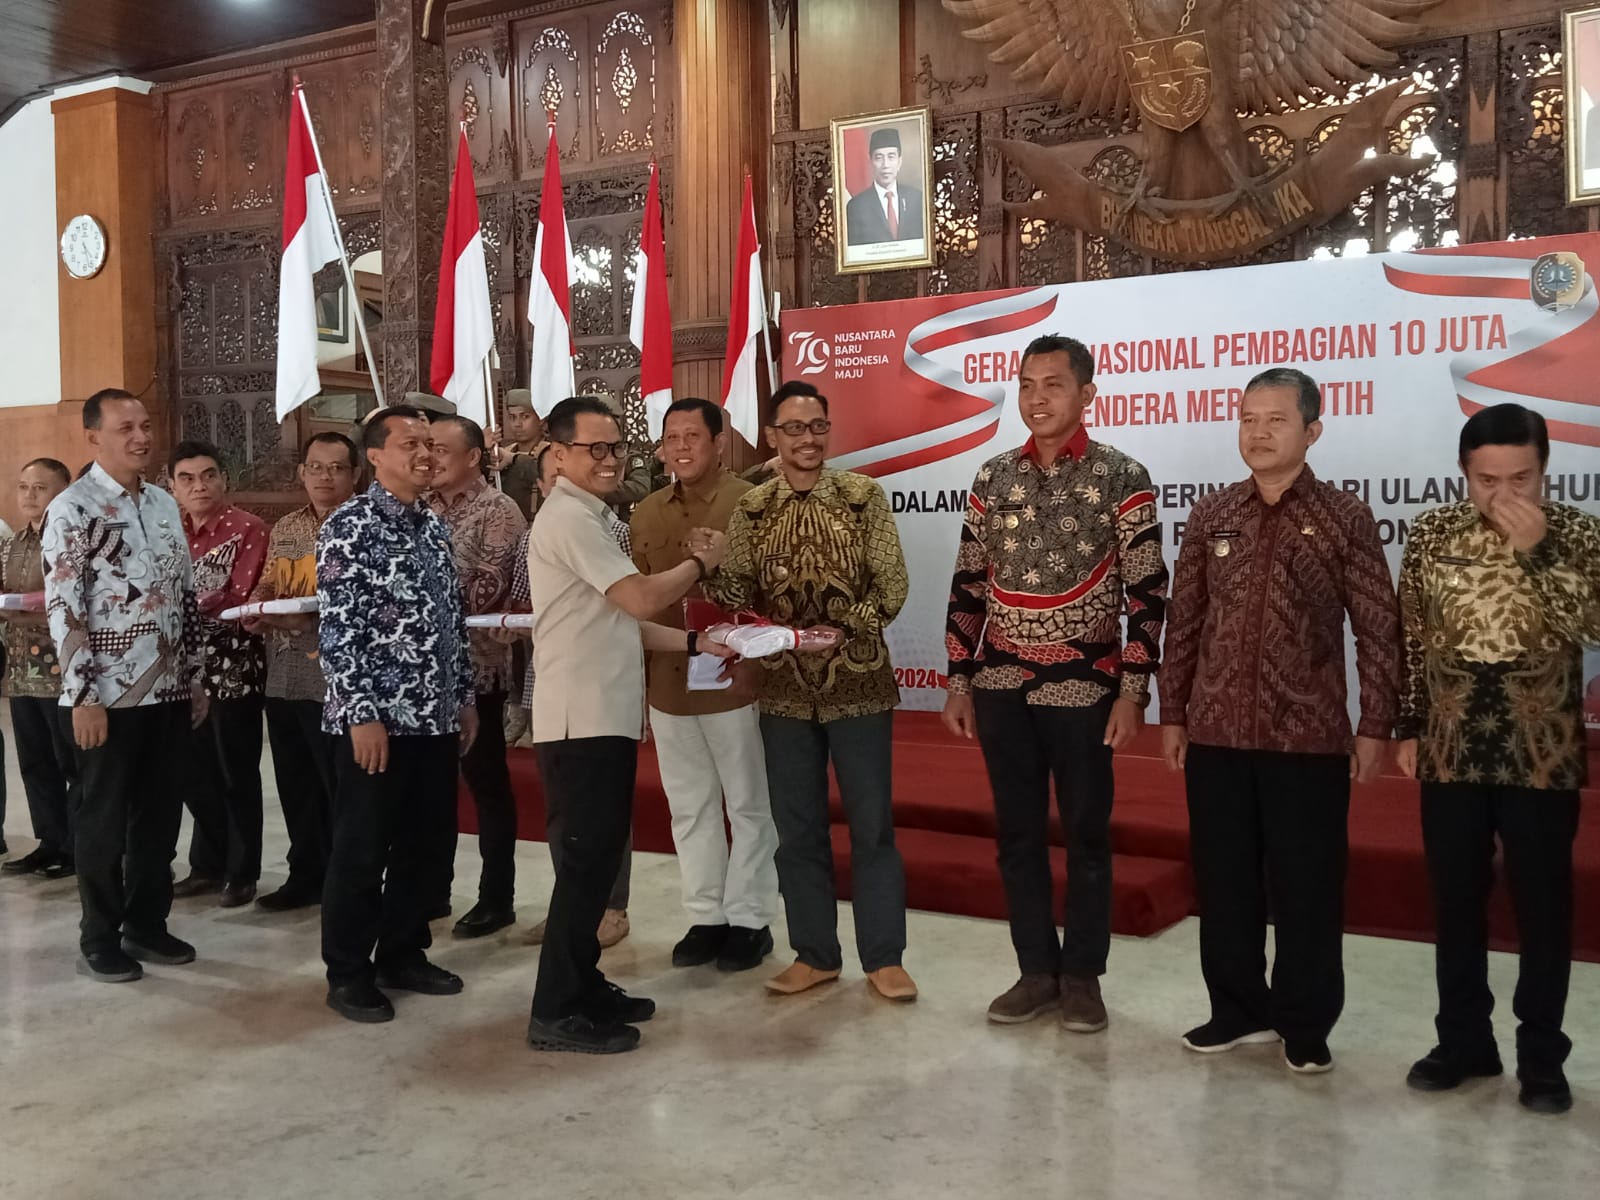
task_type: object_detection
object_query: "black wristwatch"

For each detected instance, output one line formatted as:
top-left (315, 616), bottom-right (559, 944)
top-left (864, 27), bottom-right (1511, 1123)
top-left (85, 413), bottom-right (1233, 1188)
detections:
top-left (690, 553), bottom-right (711, 580)
top-left (687, 630), bottom-right (700, 657)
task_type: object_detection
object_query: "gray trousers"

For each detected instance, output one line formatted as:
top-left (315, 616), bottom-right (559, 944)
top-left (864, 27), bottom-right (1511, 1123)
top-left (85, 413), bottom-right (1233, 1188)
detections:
top-left (759, 709), bottom-right (905, 972)
top-left (545, 780), bottom-right (631, 911)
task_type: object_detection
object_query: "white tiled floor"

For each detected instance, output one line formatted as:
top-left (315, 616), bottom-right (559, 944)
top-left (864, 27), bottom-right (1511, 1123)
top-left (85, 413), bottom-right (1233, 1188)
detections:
top-left (1, 707), bottom-right (1596, 1199)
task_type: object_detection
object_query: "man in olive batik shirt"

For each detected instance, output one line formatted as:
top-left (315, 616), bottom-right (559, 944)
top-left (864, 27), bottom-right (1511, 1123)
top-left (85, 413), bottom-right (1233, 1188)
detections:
top-left (1397, 402), bottom-right (1600, 1116)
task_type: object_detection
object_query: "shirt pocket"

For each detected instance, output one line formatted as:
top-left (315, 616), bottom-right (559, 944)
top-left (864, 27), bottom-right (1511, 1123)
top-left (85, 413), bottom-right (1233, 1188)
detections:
top-left (1202, 532), bottom-right (1252, 607)
top-left (630, 531), bottom-right (673, 573)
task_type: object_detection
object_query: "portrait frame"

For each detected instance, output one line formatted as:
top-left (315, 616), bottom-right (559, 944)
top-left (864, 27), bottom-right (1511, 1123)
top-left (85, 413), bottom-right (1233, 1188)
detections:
top-left (830, 105), bottom-right (937, 275)
top-left (1564, 6), bottom-right (1600, 206)
top-left (317, 279), bottom-right (349, 343)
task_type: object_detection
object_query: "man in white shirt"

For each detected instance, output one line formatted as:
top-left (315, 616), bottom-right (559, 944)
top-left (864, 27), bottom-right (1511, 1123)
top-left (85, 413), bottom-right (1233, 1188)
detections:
top-left (43, 388), bottom-right (207, 983)
top-left (525, 396), bottom-right (732, 1054)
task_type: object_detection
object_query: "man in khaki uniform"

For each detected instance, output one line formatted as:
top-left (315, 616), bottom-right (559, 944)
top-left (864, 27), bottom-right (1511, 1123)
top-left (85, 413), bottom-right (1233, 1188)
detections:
top-left (630, 398), bottom-right (779, 973)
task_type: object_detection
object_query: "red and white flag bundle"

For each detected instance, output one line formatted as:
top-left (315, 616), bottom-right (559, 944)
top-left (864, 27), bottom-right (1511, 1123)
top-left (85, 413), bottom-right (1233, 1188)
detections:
top-left (527, 119), bottom-right (575, 417)
top-left (720, 175), bottom-right (767, 446)
top-left (275, 87), bottom-right (345, 421)
top-left (430, 127), bottom-right (496, 427)
top-left (629, 161), bottom-right (674, 438)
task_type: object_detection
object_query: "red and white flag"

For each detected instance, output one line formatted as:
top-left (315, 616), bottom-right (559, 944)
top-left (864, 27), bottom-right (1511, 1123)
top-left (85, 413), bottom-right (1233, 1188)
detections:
top-left (527, 119), bottom-right (575, 417)
top-left (629, 161), bottom-right (673, 438)
top-left (429, 127), bottom-right (495, 427)
top-left (721, 175), bottom-right (767, 446)
top-left (275, 87), bottom-right (345, 421)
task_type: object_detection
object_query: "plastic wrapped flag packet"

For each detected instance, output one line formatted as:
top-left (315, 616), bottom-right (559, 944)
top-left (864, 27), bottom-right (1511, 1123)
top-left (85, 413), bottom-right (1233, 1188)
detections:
top-left (702, 622), bottom-right (842, 658)
top-left (218, 596), bottom-right (321, 622)
top-left (0, 592), bottom-right (46, 612)
top-left (465, 613), bottom-right (535, 630)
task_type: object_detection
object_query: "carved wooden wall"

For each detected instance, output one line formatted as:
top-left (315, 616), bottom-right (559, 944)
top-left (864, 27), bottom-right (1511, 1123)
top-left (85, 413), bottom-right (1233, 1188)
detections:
top-left (772, 16), bottom-right (1597, 308)
top-left (153, 1), bottom-right (672, 489)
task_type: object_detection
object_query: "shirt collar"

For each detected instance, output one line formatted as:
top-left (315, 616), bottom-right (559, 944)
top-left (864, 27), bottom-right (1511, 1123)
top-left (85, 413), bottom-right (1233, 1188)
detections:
top-left (1019, 426), bottom-right (1089, 466)
top-left (429, 475), bottom-right (488, 513)
top-left (86, 461), bottom-right (146, 503)
top-left (367, 479), bottom-right (429, 522)
top-left (1249, 463), bottom-right (1317, 503)
top-left (183, 504), bottom-right (234, 536)
top-left (671, 470), bottom-right (730, 507)
top-left (552, 475), bottom-right (613, 516)
top-left (772, 467), bottom-right (837, 502)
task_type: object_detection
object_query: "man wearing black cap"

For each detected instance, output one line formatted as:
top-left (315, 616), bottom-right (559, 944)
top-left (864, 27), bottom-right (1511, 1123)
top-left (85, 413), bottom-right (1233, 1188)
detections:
top-left (845, 126), bottom-right (924, 246)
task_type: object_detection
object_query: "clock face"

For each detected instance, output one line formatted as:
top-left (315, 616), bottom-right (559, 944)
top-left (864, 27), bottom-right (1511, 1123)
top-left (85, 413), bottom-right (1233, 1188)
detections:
top-left (60, 214), bottom-right (107, 280)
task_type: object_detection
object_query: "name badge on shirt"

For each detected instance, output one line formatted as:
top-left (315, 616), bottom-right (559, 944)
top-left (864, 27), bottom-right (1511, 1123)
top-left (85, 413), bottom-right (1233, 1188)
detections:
top-left (1210, 530), bottom-right (1241, 558)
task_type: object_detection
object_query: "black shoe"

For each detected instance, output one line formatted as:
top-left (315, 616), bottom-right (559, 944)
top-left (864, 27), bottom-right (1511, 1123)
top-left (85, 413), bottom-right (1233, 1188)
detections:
top-left (527, 1013), bottom-right (641, 1054)
top-left (375, 959), bottom-right (464, 995)
top-left (1518, 1067), bottom-right (1573, 1114)
top-left (327, 982), bottom-right (396, 1024)
top-left (672, 923), bottom-right (730, 967)
top-left (584, 979), bottom-right (655, 1024)
top-left (1182, 1021), bottom-right (1280, 1054)
top-left (453, 901), bottom-right (516, 939)
top-left (219, 881), bottom-right (256, 908)
top-left (172, 873), bottom-right (223, 898)
top-left (77, 949), bottom-right (143, 983)
top-left (1285, 1039), bottom-right (1334, 1074)
top-left (121, 930), bottom-right (197, 965)
top-left (2, 847), bottom-right (52, 875)
top-left (38, 854), bottom-right (75, 880)
top-left (1406, 1045), bottom-right (1504, 1092)
top-left (256, 882), bottom-right (321, 912)
top-left (717, 925), bottom-right (775, 973)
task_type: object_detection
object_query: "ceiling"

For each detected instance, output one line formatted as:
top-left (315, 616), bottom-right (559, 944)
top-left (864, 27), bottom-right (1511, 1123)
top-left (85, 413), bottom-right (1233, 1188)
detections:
top-left (0, 0), bottom-right (379, 124)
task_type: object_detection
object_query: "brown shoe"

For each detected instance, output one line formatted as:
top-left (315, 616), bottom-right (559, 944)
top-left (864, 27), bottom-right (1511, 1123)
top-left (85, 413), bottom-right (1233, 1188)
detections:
top-left (1060, 975), bottom-right (1108, 1033)
top-left (987, 973), bottom-right (1060, 1024)
top-left (765, 960), bottom-right (842, 995)
top-left (867, 965), bottom-right (918, 1002)
top-left (522, 919), bottom-right (548, 946)
top-left (597, 909), bottom-right (630, 948)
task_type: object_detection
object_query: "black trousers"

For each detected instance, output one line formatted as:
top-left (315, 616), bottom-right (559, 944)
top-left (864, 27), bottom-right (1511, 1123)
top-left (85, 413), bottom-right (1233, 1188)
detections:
top-left (459, 691), bottom-right (517, 908)
top-left (530, 736), bottom-right (636, 1020)
top-left (11, 697), bottom-right (78, 856)
top-left (974, 691), bottom-right (1114, 978)
top-left (322, 732), bottom-right (458, 987)
top-left (184, 694), bottom-right (266, 884)
top-left (263, 698), bottom-right (336, 890)
top-left (70, 702), bottom-right (190, 955)
top-left (1421, 781), bottom-right (1580, 1072)
top-left (1186, 744), bottom-right (1350, 1044)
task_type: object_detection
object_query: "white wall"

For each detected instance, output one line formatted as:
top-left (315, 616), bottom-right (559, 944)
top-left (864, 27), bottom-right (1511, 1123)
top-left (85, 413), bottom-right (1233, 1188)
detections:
top-left (0, 77), bottom-right (151, 411)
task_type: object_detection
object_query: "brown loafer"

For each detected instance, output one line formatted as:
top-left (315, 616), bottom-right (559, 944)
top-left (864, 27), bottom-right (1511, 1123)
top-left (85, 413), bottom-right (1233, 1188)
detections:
top-left (987, 973), bottom-right (1060, 1024)
top-left (597, 909), bottom-right (630, 948)
top-left (765, 960), bottom-right (842, 995)
top-left (1060, 974), bottom-right (1108, 1033)
top-left (867, 965), bottom-right (918, 1002)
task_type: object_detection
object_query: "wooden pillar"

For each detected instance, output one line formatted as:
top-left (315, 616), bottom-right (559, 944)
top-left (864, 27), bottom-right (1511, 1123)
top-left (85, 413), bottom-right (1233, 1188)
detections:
top-left (672, 0), bottom-right (770, 437)
top-left (51, 87), bottom-right (159, 422)
top-left (377, 0), bottom-right (450, 400)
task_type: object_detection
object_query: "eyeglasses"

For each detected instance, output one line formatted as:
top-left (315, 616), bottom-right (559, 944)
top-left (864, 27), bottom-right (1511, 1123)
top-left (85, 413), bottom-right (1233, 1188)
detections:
top-left (561, 439), bottom-right (630, 461)
top-left (302, 462), bottom-right (353, 477)
top-left (769, 419), bottom-right (832, 437)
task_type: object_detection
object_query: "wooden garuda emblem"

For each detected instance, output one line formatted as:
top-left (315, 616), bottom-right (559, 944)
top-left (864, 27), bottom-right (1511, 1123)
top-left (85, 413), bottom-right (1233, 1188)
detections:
top-left (944, 0), bottom-right (1444, 263)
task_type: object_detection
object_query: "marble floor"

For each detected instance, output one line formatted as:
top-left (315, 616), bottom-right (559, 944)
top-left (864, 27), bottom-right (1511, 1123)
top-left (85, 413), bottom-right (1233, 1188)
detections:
top-left (1, 714), bottom-right (1597, 1200)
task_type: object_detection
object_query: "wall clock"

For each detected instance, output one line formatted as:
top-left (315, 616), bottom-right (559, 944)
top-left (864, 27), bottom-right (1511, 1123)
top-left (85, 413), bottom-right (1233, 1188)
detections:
top-left (60, 214), bottom-right (108, 280)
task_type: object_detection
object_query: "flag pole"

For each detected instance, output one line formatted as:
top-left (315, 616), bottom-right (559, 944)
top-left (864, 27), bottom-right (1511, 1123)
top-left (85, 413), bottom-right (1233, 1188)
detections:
top-left (748, 170), bottom-right (779, 393)
top-left (295, 81), bottom-right (385, 408)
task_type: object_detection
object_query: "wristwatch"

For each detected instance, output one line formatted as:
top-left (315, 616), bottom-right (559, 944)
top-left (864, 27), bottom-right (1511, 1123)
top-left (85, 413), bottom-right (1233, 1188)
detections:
top-left (687, 630), bottom-right (700, 657)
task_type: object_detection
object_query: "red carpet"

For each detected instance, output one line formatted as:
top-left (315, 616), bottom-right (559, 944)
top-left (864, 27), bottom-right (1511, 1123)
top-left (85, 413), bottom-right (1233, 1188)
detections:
top-left (465, 712), bottom-right (1600, 958)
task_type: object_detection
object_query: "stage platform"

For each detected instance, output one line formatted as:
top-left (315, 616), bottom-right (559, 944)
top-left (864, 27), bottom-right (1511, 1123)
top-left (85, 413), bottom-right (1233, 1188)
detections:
top-left (468, 711), bottom-right (1600, 960)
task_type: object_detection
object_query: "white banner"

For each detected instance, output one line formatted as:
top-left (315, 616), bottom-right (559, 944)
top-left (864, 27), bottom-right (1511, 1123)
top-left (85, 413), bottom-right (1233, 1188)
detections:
top-left (781, 234), bottom-right (1600, 717)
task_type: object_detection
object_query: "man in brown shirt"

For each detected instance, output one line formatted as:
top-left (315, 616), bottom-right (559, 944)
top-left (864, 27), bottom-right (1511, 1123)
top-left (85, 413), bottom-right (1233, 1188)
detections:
top-left (630, 398), bottom-right (779, 974)
top-left (1161, 367), bottom-right (1400, 1074)
top-left (0, 458), bottom-right (78, 879)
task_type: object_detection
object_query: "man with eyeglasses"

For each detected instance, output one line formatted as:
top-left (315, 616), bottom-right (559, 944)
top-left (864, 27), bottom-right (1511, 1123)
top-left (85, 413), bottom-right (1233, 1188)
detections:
top-left (701, 380), bottom-right (915, 1002)
top-left (242, 432), bottom-right (359, 912)
top-left (525, 395), bottom-right (734, 1054)
top-left (427, 415), bottom-right (529, 939)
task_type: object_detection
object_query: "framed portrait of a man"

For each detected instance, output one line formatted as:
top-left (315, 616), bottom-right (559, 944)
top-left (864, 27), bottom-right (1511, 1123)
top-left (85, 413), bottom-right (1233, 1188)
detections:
top-left (830, 106), bottom-right (936, 275)
top-left (1565, 6), bottom-right (1600, 205)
